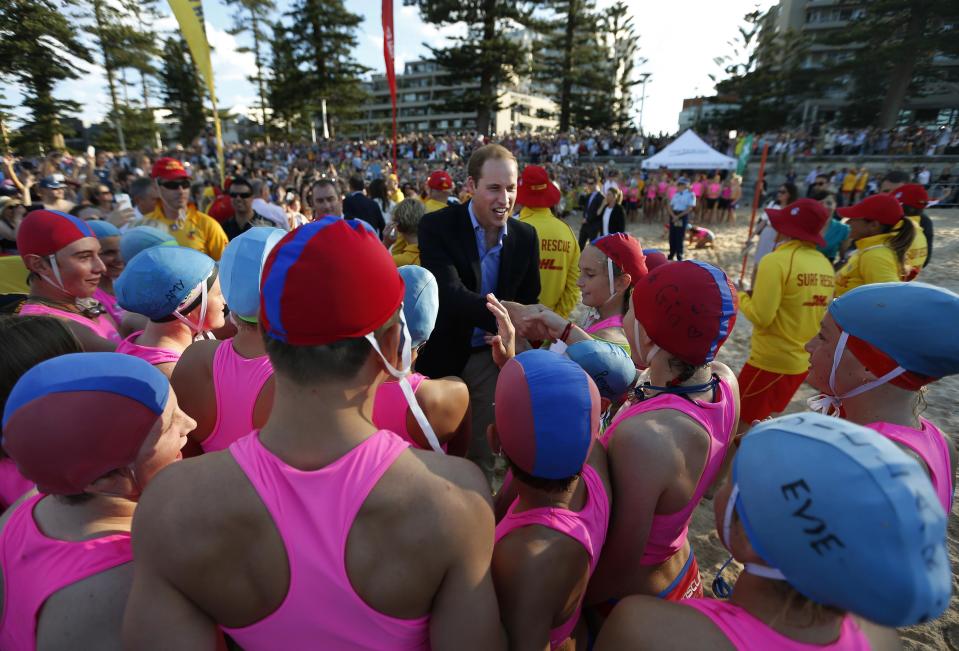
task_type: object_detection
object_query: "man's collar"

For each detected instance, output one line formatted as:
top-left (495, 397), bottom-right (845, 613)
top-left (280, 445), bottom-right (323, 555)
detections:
top-left (467, 200), bottom-right (508, 238)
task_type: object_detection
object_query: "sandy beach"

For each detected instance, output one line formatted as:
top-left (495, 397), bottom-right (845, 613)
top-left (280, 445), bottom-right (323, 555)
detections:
top-left (613, 208), bottom-right (959, 649)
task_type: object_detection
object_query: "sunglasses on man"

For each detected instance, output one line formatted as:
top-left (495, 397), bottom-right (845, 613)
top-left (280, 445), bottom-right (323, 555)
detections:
top-left (160, 180), bottom-right (191, 190)
top-left (230, 191), bottom-right (253, 199)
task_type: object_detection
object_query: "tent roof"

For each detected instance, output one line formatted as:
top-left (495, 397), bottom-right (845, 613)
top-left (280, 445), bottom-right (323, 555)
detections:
top-left (641, 130), bottom-right (737, 170)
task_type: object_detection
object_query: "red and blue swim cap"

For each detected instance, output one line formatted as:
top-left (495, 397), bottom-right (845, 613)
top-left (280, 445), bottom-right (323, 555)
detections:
top-left (591, 233), bottom-right (647, 284)
top-left (260, 217), bottom-right (404, 345)
top-left (16, 209), bottom-right (95, 257)
top-left (2, 352), bottom-right (169, 495)
top-left (632, 260), bottom-right (738, 366)
top-left (494, 349), bottom-right (600, 480)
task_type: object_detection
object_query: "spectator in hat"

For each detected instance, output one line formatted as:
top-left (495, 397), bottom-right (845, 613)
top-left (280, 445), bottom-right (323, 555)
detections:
top-left (880, 171), bottom-right (933, 268)
top-left (0, 196), bottom-right (25, 254)
top-left (516, 165), bottom-right (581, 318)
top-left (140, 158), bottom-right (228, 260)
top-left (424, 171), bottom-right (455, 213)
top-left (889, 182), bottom-right (933, 272)
top-left (737, 199), bottom-right (834, 434)
top-left (834, 194), bottom-right (917, 296)
top-left (666, 177), bottom-right (695, 261)
top-left (37, 173), bottom-right (74, 213)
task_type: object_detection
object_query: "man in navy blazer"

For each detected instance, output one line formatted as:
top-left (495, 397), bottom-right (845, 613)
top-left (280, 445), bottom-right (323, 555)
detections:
top-left (418, 144), bottom-right (541, 482)
top-left (343, 175), bottom-right (386, 234)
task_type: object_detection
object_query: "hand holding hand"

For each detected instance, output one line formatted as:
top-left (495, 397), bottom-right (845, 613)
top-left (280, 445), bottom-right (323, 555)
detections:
top-left (486, 293), bottom-right (515, 368)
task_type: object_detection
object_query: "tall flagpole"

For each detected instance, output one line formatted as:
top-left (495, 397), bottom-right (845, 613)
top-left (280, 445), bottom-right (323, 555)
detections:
top-left (382, 0), bottom-right (397, 171)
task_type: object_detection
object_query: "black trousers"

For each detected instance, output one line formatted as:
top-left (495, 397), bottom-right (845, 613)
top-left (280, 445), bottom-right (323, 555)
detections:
top-left (668, 223), bottom-right (686, 260)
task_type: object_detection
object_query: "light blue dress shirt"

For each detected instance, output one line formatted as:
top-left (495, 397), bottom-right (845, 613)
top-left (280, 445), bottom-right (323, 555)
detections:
top-left (468, 201), bottom-right (507, 348)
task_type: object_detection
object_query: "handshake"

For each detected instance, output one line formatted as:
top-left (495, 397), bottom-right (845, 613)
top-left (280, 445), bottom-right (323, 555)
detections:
top-left (484, 295), bottom-right (574, 368)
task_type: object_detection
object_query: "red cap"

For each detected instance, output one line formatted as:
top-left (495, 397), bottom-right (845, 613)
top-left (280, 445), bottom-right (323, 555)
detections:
top-left (643, 250), bottom-right (669, 271)
top-left (766, 198), bottom-right (829, 247)
top-left (151, 157), bottom-right (190, 181)
top-left (837, 193), bottom-right (903, 225)
top-left (427, 170), bottom-right (453, 191)
top-left (891, 184), bottom-right (928, 211)
top-left (207, 193), bottom-right (235, 223)
top-left (16, 210), bottom-right (96, 257)
top-left (591, 233), bottom-right (647, 285)
top-left (260, 217), bottom-right (404, 345)
top-left (516, 165), bottom-right (561, 208)
top-left (632, 260), bottom-right (738, 366)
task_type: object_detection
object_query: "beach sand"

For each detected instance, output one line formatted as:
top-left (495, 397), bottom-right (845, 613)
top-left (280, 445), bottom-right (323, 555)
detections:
top-left (616, 209), bottom-right (959, 649)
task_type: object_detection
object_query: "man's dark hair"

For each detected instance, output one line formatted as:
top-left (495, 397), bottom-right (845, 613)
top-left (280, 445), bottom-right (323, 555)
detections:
top-left (230, 176), bottom-right (253, 192)
top-left (881, 170), bottom-right (910, 185)
top-left (348, 175), bottom-right (365, 192)
top-left (309, 178), bottom-right (338, 197)
top-left (262, 311), bottom-right (398, 385)
top-left (129, 177), bottom-right (154, 201)
top-left (809, 188), bottom-right (836, 202)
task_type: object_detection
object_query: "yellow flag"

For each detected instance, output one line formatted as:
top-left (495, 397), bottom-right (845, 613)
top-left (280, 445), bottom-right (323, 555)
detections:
top-left (167, 0), bottom-right (216, 102)
top-left (167, 0), bottom-right (225, 184)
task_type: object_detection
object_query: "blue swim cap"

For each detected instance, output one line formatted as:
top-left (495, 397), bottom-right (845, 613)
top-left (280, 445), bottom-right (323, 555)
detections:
top-left (115, 246), bottom-right (216, 320)
top-left (566, 340), bottom-right (637, 402)
top-left (120, 225), bottom-right (176, 262)
top-left (2, 353), bottom-right (169, 495)
top-left (732, 413), bottom-right (950, 626)
top-left (829, 282), bottom-right (959, 379)
top-left (85, 220), bottom-right (121, 239)
top-left (495, 349), bottom-right (600, 480)
top-left (219, 227), bottom-right (285, 322)
top-left (398, 266), bottom-right (438, 347)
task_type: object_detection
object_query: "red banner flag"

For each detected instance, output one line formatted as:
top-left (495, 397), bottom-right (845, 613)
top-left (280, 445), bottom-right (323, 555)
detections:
top-left (382, 0), bottom-right (397, 170)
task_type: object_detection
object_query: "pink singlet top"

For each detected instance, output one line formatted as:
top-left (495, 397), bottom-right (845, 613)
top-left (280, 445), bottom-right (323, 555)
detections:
top-left (681, 599), bottom-right (871, 651)
top-left (584, 314), bottom-right (624, 335)
top-left (657, 182), bottom-right (668, 194)
top-left (224, 430), bottom-right (430, 650)
top-left (0, 493), bottom-right (132, 650)
top-left (93, 287), bottom-right (124, 326)
top-left (691, 182), bottom-right (704, 197)
top-left (646, 187), bottom-right (657, 199)
top-left (18, 302), bottom-right (121, 343)
top-left (707, 183), bottom-right (722, 198)
top-left (372, 374), bottom-right (439, 451)
top-left (667, 186), bottom-right (679, 200)
top-left (495, 465), bottom-right (610, 650)
top-left (869, 419), bottom-right (954, 512)
top-left (721, 186), bottom-right (733, 199)
top-left (115, 331), bottom-right (182, 367)
top-left (202, 340), bottom-right (275, 453)
top-left (0, 459), bottom-right (32, 512)
top-left (601, 379), bottom-right (735, 565)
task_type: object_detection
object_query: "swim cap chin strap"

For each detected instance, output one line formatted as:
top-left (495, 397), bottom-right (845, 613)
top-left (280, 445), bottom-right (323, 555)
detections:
top-left (807, 331), bottom-right (906, 416)
top-left (365, 306), bottom-right (444, 453)
top-left (633, 317), bottom-right (660, 368)
top-left (171, 273), bottom-right (214, 341)
top-left (713, 483), bottom-right (787, 598)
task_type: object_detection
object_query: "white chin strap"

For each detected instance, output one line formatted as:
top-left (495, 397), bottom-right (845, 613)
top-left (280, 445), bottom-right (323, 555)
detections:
top-left (806, 331), bottom-right (906, 416)
top-left (171, 275), bottom-right (214, 341)
top-left (607, 258), bottom-right (616, 297)
top-left (722, 484), bottom-right (787, 581)
top-left (365, 307), bottom-right (444, 454)
top-left (39, 254), bottom-right (67, 292)
top-left (634, 317), bottom-right (660, 367)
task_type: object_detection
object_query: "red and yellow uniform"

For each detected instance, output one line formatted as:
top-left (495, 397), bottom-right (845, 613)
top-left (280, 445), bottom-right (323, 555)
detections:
top-left (904, 216), bottom-right (928, 277)
top-left (423, 198), bottom-right (447, 214)
top-left (140, 204), bottom-right (228, 261)
top-left (519, 206), bottom-right (580, 318)
top-left (834, 232), bottom-right (900, 297)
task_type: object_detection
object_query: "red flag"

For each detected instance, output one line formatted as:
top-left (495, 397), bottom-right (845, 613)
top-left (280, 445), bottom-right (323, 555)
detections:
top-left (382, 0), bottom-right (397, 170)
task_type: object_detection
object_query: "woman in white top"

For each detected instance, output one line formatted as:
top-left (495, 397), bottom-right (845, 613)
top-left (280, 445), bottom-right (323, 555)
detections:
top-left (601, 186), bottom-right (626, 237)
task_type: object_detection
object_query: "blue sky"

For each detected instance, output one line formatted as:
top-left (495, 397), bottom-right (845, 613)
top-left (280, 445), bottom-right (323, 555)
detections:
top-left (6, 0), bottom-right (776, 135)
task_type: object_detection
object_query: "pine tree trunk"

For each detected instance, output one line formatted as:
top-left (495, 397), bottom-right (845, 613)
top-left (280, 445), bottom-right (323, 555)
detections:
top-left (476, 0), bottom-right (497, 135)
top-left (251, 10), bottom-right (271, 144)
top-left (93, 0), bottom-right (126, 151)
top-left (559, 0), bottom-right (577, 132)
top-left (877, 6), bottom-right (928, 129)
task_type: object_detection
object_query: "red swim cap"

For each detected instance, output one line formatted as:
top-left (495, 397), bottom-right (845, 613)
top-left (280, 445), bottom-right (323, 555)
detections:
top-left (16, 210), bottom-right (96, 257)
top-left (260, 217), bottom-right (404, 345)
top-left (591, 233), bottom-right (647, 285)
top-left (632, 260), bottom-right (738, 366)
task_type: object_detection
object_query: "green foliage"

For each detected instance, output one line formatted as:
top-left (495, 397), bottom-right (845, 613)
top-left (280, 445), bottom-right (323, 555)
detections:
top-left (405, 0), bottom-right (545, 134)
top-left (159, 37), bottom-right (207, 146)
top-left (0, 0), bottom-right (92, 152)
top-left (264, 22), bottom-right (310, 138)
top-left (283, 0), bottom-right (369, 136)
top-left (224, 0), bottom-right (275, 140)
top-left (602, 1), bottom-right (643, 132)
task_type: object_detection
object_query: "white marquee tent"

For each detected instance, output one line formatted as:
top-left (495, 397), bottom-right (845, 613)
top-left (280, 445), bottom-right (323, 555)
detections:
top-left (640, 130), bottom-right (737, 171)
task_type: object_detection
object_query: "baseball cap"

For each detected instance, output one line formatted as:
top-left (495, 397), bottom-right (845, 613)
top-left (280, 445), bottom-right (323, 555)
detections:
top-left (260, 216), bottom-right (404, 345)
top-left (495, 350), bottom-right (600, 480)
top-left (766, 198), bottom-right (828, 247)
top-left (115, 246), bottom-right (216, 321)
top-left (151, 157), bottom-right (190, 181)
top-left (0, 196), bottom-right (23, 212)
top-left (427, 170), bottom-right (454, 192)
top-left (16, 209), bottom-right (95, 257)
top-left (677, 177), bottom-right (690, 185)
top-left (516, 165), bottom-right (561, 208)
top-left (85, 219), bottom-right (121, 239)
top-left (632, 260), bottom-right (738, 366)
top-left (829, 282), bottom-right (959, 384)
top-left (219, 227), bottom-right (285, 322)
top-left (120, 226), bottom-right (176, 263)
top-left (732, 412), bottom-right (950, 627)
top-left (2, 353), bottom-right (170, 495)
top-left (566, 340), bottom-right (637, 402)
top-left (591, 233), bottom-right (647, 285)
top-left (39, 174), bottom-right (66, 190)
top-left (399, 265), bottom-right (439, 347)
top-left (891, 183), bottom-right (929, 211)
top-left (837, 193), bottom-right (903, 225)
